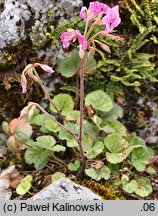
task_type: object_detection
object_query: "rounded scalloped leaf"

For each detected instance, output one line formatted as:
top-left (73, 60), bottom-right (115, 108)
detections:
top-left (9, 118), bottom-right (32, 144)
top-left (2, 121), bottom-right (9, 135)
top-left (104, 134), bottom-right (128, 153)
top-left (104, 121), bottom-right (126, 136)
top-left (25, 147), bottom-right (52, 170)
top-left (50, 94), bottom-right (74, 113)
top-left (16, 181), bottom-right (32, 195)
top-left (22, 175), bottom-right (33, 182)
top-left (85, 166), bottom-right (111, 181)
top-left (135, 177), bottom-right (153, 197)
top-left (68, 160), bottom-right (81, 171)
top-left (131, 147), bottom-right (150, 171)
top-left (85, 90), bottom-right (113, 112)
top-left (36, 135), bottom-right (56, 150)
top-left (86, 141), bottom-right (104, 159)
top-left (45, 120), bottom-right (61, 132)
top-left (59, 50), bottom-right (81, 77)
top-left (7, 136), bottom-right (20, 152)
top-left (123, 180), bottom-right (138, 194)
top-left (51, 172), bottom-right (65, 183)
top-left (62, 110), bottom-right (80, 121)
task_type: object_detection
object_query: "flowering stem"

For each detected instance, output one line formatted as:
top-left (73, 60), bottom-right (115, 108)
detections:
top-left (84, 20), bottom-right (90, 37)
top-left (30, 102), bottom-right (78, 142)
top-left (86, 23), bottom-right (95, 39)
top-left (75, 69), bottom-right (79, 109)
top-left (77, 58), bottom-right (86, 178)
top-left (33, 70), bottom-right (68, 124)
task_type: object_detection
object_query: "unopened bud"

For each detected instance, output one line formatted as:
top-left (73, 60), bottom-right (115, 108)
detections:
top-left (21, 74), bottom-right (27, 94)
top-left (40, 64), bottom-right (55, 74)
top-left (28, 104), bottom-right (37, 121)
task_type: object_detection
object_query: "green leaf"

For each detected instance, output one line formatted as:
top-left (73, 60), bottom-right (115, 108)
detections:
top-left (60, 85), bottom-right (76, 93)
top-left (91, 115), bottom-right (102, 128)
top-left (25, 147), bottom-right (52, 170)
top-left (87, 141), bottom-right (104, 159)
top-left (130, 136), bottom-right (145, 147)
top-left (102, 103), bottom-right (123, 121)
top-left (30, 114), bottom-right (50, 133)
top-left (84, 59), bottom-right (96, 75)
top-left (103, 121), bottom-right (126, 136)
top-left (82, 135), bottom-right (94, 152)
top-left (85, 90), bottom-right (113, 112)
top-left (22, 175), bottom-right (33, 182)
top-left (50, 94), bottom-right (74, 113)
top-left (2, 121), bottom-right (9, 135)
top-left (85, 166), bottom-right (111, 181)
top-left (104, 134), bottom-right (128, 153)
top-left (121, 175), bottom-right (129, 185)
top-left (83, 120), bottom-right (98, 140)
top-left (51, 172), bottom-right (65, 183)
top-left (131, 147), bottom-right (150, 171)
top-left (36, 135), bottom-right (56, 150)
top-left (108, 163), bottom-right (119, 174)
top-left (106, 144), bottom-right (142, 164)
top-left (59, 50), bottom-right (81, 77)
top-left (145, 165), bottom-right (157, 175)
top-left (45, 120), bottom-right (61, 132)
top-left (135, 177), bottom-right (152, 197)
top-left (68, 160), bottom-right (81, 171)
top-left (99, 166), bottom-right (111, 180)
top-left (85, 167), bottom-right (100, 181)
top-left (58, 123), bottom-right (79, 147)
top-left (52, 144), bottom-right (66, 152)
top-left (62, 110), bottom-right (80, 121)
top-left (123, 180), bottom-right (138, 193)
top-left (16, 181), bottom-right (32, 195)
top-left (31, 114), bottom-right (50, 126)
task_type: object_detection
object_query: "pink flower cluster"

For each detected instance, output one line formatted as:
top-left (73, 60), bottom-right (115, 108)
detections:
top-left (60, 1), bottom-right (122, 54)
top-left (80, 1), bottom-right (110, 22)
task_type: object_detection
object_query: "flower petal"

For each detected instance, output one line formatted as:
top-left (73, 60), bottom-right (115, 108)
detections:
top-left (103, 5), bottom-right (121, 33)
top-left (75, 30), bottom-right (87, 51)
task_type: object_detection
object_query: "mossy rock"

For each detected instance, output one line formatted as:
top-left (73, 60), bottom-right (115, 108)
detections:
top-left (75, 179), bottom-right (125, 200)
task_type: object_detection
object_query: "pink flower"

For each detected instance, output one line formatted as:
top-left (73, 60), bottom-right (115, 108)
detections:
top-left (22, 84), bottom-right (27, 94)
top-left (60, 29), bottom-right (87, 50)
top-left (80, 1), bottom-right (110, 22)
top-left (75, 30), bottom-right (87, 50)
top-left (21, 74), bottom-right (27, 94)
top-left (40, 64), bottom-right (55, 73)
top-left (80, 6), bottom-right (87, 22)
top-left (102, 5), bottom-right (121, 33)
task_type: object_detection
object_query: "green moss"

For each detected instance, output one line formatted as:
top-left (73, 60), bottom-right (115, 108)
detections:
top-left (75, 179), bottom-right (125, 200)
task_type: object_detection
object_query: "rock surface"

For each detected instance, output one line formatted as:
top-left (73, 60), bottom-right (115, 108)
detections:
top-left (30, 178), bottom-right (102, 200)
top-left (0, 0), bottom-right (83, 61)
top-left (0, 165), bottom-right (15, 200)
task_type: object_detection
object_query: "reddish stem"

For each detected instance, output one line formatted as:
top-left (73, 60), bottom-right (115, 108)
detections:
top-left (145, 125), bottom-right (158, 144)
top-left (77, 59), bottom-right (86, 178)
top-left (75, 70), bottom-right (79, 109)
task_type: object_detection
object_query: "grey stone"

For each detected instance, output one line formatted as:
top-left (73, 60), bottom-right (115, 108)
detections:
top-left (0, 165), bottom-right (15, 200)
top-left (29, 178), bottom-right (102, 200)
top-left (0, 0), bottom-right (83, 61)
